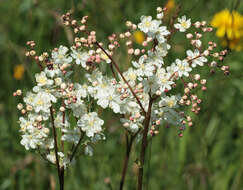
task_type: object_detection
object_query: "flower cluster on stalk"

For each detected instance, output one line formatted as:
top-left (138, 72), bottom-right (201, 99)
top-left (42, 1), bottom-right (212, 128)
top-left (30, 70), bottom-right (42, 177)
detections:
top-left (14, 7), bottom-right (229, 170)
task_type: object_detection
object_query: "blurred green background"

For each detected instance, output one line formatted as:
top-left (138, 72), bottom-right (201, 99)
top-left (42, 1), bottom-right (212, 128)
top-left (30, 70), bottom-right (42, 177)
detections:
top-left (1, 0), bottom-right (243, 189)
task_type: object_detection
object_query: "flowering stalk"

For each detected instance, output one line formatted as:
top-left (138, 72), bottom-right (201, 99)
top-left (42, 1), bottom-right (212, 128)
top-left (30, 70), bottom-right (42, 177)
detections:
top-left (14, 5), bottom-right (230, 190)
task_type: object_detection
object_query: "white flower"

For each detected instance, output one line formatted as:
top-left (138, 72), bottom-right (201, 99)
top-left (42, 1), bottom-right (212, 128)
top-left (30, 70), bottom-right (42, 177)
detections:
top-left (159, 95), bottom-right (179, 108)
top-left (157, 13), bottom-right (164, 19)
top-left (71, 48), bottom-right (89, 68)
top-left (155, 26), bottom-right (170, 43)
top-left (156, 68), bottom-right (174, 92)
top-left (46, 151), bottom-right (64, 164)
top-left (95, 77), bottom-right (111, 100)
top-left (35, 72), bottom-right (53, 87)
top-left (125, 101), bottom-right (140, 113)
top-left (19, 117), bottom-right (33, 132)
top-left (52, 46), bottom-right (72, 64)
top-left (132, 56), bottom-right (154, 78)
top-left (33, 91), bottom-right (57, 113)
top-left (20, 134), bottom-right (39, 150)
top-left (147, 51), bottom-right (164, 68)
top-left (130, 123), bottom-right (139, 133)
top-left (166, 63), bottom-right (177, 75)
top-left (174, 15), bottom-right (191, 32)
top-left (77, 112), bottom-right (104, 137)
top-left (175, 59), bottom-right (192, 77)
top-left (155, 42), bottom-right (171, 57)
top-left (96, 85), bottom-right (121, 113)
top-left (186, 49), bottom-right (207, 67)
top-left (138, 16), bottom-right (161, 34)
top-left (100, 50), bottom-right (111, 64)
top-left (44, 63), bottom-right (61, 78)
top-left (194, 39), bottom-right (202, 48)
top-left (67, 99), bottom-right (87, 118)
top-left (142, 76), bottom-right (159, 94)
top-left (74, 83), bottom-right (88, 99)
top-left (23, 92), bottom-right (35, 106)
top-left (123, 68), bottom-right (138, 86)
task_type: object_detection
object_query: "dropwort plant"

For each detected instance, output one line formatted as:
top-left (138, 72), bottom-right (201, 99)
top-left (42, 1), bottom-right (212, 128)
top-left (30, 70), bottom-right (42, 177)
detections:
top-left (14, 6), bottom-right (229, 190)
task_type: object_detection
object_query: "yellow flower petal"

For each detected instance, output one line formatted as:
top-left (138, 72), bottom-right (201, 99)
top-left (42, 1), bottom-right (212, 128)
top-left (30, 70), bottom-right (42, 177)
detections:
top-left (133, 31), bottom-right (145, 45)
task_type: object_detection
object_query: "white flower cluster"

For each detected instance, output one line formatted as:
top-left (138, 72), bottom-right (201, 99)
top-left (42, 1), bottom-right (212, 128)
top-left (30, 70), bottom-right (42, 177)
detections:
top-left (17, 46), bottom-right (105, 169)
top-left (16, 7), bottom-right (226, 169)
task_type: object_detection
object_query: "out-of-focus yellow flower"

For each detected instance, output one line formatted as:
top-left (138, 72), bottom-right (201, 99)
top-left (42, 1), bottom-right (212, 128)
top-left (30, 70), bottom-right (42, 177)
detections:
top-left (211, 9), bottom-right (243, 51)
top-left (222, 38), bottom-right (243, 51)
top-left (165, 0), bottom-right (175, 12)
top-left (14, 64), bottom-right (25, 80)
top-left (133, 31), bottom-right (145, 44)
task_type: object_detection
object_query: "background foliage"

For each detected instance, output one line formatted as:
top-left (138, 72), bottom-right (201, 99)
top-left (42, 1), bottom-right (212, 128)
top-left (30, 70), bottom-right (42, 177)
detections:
top-left (0, 0), bottom-right (243, 189)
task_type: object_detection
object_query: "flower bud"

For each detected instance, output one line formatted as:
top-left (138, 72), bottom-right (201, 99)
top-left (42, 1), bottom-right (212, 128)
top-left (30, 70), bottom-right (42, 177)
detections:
top-left (156, 7), bottom-right (163, 13)
top-left (194, 74), bottom-right (200, 80)
top-left (16, 89), bottom-right (22, 96)
top-left (60, 106), bottom-right (65, 112)
top-left (17, 103), bottom-right (23, 110)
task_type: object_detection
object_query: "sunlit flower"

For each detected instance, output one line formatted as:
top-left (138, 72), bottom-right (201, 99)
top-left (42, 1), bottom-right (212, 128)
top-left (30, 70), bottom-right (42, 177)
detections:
top-left (211, 9), bottom-right (243, 51)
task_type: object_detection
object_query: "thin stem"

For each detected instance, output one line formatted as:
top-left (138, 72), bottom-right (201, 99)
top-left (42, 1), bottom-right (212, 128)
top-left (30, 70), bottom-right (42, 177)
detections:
top-left (61, 100), bottom-right (65, 152)
top-left (50, 106), bottom-right (64, 190)
top-left (119, 133), bottom-right (136, 190)
top-left (137, 97), bottom-right (153, 190)
top-left (95, 42), bottom-right (146, 115)
top-left (70, 130), bottom-right (84, 162)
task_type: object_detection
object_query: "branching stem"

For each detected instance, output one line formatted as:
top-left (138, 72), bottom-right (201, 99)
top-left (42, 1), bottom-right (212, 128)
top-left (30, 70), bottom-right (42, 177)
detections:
top-left (137, 97), bottom-right (153, 190)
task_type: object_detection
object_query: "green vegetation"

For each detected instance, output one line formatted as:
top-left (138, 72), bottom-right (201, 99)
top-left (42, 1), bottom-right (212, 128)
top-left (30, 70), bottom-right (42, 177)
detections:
top-left (0, 0), bottom-right (243, 189)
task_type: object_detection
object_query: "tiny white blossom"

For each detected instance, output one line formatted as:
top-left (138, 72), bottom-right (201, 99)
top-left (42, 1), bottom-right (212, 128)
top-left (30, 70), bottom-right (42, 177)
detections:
top-left (174, 16), bottom-right (191, 32)
top-left (155, 42), bottom-right (171, 57)
top-left (71, 48), bottom-right (89, 68)
top-left (175, 59), bottom-right (192, 77)
top-left (132, 56), bottom-right (154, 78)
top-left (186, 49), bottom-right (207, 67)
top-left (52, 46), bottom-right (72, 64)
top-left (138, 16), bottom-right (161, 34)
top-left (156, 26), bottom-right (170, 43)
top-left (97, 87), bottom-right (121, 113)
top-left (156, 68), bottom-right (174, 92)
top-left (35, 72), bottom-right (53, 87)
top-left (77, 112), bottom-right (104, 137)
top-left (33, 91), bottom-right (57, 113)
top-left (159, 95), bottom-right (179, 108)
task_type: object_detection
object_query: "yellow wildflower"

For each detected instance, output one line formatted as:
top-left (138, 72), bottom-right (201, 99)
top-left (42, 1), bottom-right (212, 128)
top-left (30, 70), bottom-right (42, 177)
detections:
top-left (165, 0), bottom-right (175, 12)
top-left (133, 31), bottom-right (145, 45)
top-left (14, 64), bottom-right (25, 80)
top-left (211, 9), bottom-right (243, 51)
